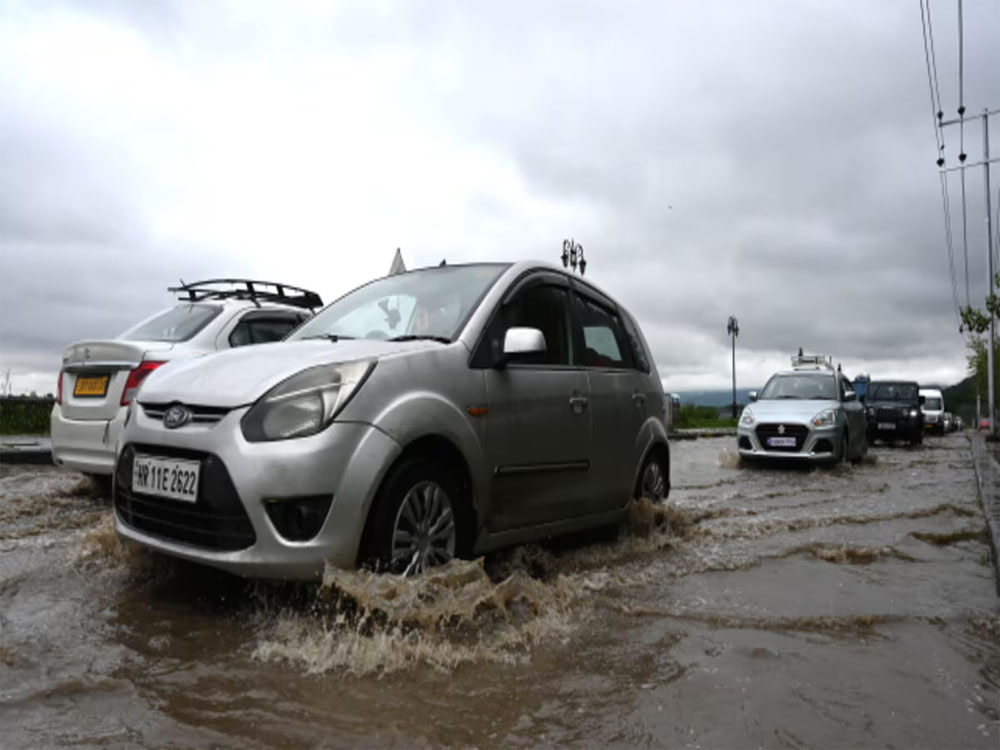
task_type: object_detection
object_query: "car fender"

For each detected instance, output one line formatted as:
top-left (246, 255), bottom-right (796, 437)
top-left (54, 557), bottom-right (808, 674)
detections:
top-left (366, 389), bottom-right (492, 524)
top-left (630, 415), bottom-right (670, 499)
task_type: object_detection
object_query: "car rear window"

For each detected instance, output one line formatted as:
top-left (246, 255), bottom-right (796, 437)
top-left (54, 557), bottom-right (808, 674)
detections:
top-left (120, 304), bottom-right (223, 342)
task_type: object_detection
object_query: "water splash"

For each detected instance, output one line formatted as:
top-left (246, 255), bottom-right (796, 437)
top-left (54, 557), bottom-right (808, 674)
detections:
top-left (252, 557), bottom-right (582, 677)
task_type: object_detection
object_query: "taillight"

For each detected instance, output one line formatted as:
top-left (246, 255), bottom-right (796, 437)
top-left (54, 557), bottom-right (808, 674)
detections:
top-left (57, 372), bottom-right (64, 405)
top-left (121, 361), bottom-right (165, 406)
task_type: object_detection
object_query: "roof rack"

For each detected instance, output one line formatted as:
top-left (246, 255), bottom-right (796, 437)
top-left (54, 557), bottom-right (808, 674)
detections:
top-left (168, 279), bottom-right (324, 311)
top-left (791, 351), bottom-right (834, 370)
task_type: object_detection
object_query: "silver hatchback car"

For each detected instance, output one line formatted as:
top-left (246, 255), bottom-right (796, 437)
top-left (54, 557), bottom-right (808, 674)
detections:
top-left (736, 354), bottom-right (866, 464)
top-left (113, 262), bottom-right (669, 579)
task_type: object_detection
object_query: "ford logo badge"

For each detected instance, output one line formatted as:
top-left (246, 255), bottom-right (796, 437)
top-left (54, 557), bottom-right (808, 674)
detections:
top-left (163, 404), bottom-right (192, 429)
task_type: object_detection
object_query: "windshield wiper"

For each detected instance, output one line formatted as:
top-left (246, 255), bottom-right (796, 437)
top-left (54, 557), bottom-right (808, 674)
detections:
top-left (302, 334), bottom-right (355, 342)
top-left (387, 335), bottom-right (451, 344)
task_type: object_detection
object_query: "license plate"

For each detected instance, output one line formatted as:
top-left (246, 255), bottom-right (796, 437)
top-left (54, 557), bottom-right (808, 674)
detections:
top-left (74, 375), bottom-right (109, 397)
top-left (132, 454), bottom-right (200, 502)
top-left (767, 436), bottom-right (796, 447)
top-left (877, 422), bottom-right (896, 430)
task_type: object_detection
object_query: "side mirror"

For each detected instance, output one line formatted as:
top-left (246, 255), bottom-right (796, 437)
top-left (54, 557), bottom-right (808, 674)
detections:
top-left (748, 390), bottom-right (758, 402)
top-left (496, 327), bottom-right (546, 368)
top-left (844, 390), bottom-right (857, 402)
top-left (919, 395), bottom-right (926, 405)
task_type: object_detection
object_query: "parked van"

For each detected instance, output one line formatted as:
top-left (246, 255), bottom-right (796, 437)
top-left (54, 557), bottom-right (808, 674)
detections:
top-left (919, 387), bottom-right (945, 435)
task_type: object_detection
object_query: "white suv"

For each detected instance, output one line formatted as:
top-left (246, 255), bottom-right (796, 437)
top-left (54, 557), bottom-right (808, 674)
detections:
top-left (51, 280), bottom-right (321, 480)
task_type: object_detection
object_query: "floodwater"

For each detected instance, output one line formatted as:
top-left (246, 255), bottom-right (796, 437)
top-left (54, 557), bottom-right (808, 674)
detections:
top-left (1, 434), bottom-right (997, 748)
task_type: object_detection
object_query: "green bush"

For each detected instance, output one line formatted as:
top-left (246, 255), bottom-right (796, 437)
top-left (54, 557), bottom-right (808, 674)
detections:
top-left (0, 397), bottom-right (54, 435)
top-left (676, 404), bottom-right (738, 429)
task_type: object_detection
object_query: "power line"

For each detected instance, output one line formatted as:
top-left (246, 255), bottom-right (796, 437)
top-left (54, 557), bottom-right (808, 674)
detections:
top-left (939, 171), bottom-right (963, 332)
top-left (919, 0), bottom-right (945, 165)
top-left (920, 0), bottom-right (961, 330)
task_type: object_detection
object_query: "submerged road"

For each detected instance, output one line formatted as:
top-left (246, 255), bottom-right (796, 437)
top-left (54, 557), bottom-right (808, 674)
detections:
top-left (0, 433), bottom-right (997, 747)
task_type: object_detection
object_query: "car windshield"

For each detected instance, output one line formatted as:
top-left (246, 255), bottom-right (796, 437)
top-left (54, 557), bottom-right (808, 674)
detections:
top-left (758, 373), bottom-right (837, 400)
top-left (869, 383), bottom-right (918, 401)
top-left (120, 304), bottom-right (222, 342)
top-left (924, 397), bottom-right (943, 410)
top-left (290, 264), bottom-right (507, 343)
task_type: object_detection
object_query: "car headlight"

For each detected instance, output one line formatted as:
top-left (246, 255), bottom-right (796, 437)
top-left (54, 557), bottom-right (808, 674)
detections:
top-left (812, 409), bottom-right (836, 427)
top-left (866, 407), bottom-right (875, 417)
top-left (740, 408), bottom-right (755, 425)
top-left (909, 408), bottom-right (919, 417)
top-left (241, 360), bottom-right (374, 442)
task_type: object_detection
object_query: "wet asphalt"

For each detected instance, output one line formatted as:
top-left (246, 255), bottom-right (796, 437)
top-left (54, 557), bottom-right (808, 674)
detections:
top-left (0, 432), bottom-right (997, 748)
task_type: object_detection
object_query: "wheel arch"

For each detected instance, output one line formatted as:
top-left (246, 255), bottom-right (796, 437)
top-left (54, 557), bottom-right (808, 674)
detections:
top-left (632, 438), bottom-right (671, 500)
top-left (355, 433), bottom-right (478, 566)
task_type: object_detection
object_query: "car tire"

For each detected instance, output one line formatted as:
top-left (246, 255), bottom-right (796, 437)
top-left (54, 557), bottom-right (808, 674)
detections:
top-left (839, 432), bottom-right (850, 465)
top-left (636, 452), bottom-right (669, 502)
top-left (85, 473), bottom-right (112, 499)
top-left (360, 456), bottom-right (466, 576)
top-left (851, 430), bottom-right (867, 464)
top-left (910, 431), bottom-right (922, 446)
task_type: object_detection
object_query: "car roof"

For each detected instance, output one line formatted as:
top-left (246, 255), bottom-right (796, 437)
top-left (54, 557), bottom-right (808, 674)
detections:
top-left (770, 369), bottom-right (836, 377)
top-left (170, 299), bottom-right (308, 313)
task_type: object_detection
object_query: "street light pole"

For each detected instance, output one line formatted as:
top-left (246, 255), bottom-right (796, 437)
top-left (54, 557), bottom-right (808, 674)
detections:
top-left (727, 316), bottom-right (739, 419)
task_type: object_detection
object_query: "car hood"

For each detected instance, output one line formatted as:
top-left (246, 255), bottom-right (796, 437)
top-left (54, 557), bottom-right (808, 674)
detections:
top-left (137, 339), bottom-right (444, 407)
top-left (745, 399), bottom-right (840, 423)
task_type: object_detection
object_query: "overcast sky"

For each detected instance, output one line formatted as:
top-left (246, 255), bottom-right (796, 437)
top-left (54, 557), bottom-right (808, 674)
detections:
top-left (1, 0), bottom-right (998, 395)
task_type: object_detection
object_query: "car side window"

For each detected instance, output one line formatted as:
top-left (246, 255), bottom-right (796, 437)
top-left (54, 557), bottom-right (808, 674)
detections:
top-left (838, 376), bottom-right (850, 401)
top-left (503, 285), bottom-right (573, 366)
top-left (620, 312), bottom-right (650, 374)
top-left (576, 295), bottom-right (628, 368)
top-left (229, 320), bottom-right (253, 347)
top-left (229, 316), bottom-right (300, 347)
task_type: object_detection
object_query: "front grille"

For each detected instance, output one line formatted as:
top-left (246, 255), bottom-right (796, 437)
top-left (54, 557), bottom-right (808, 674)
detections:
top-left (755, 423), bottom-right (809, 452)
top-left (141, 402), bottom-right (230, 425)
top-left (114, 443), bottom-right (256, 552)
top-left (876, 407), bottom-right (901, 420)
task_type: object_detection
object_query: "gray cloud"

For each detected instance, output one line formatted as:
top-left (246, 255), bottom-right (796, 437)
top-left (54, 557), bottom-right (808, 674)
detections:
top-left (1, 0), bottom-right (997, 393)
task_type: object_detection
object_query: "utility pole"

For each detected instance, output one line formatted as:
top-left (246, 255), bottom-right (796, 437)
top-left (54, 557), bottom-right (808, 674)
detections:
top-left (985, 111), bottom-right (995, 434)
top-left (727, 316), bottom-right (739, 419)
top-left (940, 107), bottom-right (1000, 436)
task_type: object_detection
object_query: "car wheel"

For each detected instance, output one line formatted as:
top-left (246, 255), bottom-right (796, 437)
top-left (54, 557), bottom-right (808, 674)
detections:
top-left (362, 457), bottom-right (463, 576)
top-left (637, 453), bottom-right (668, 501)
top-left (839, 432), bottom-right (850, 465)
top-left (852, 430), bottom-right (867, 464)
top-left (911, 431), bottom-right (923, 446)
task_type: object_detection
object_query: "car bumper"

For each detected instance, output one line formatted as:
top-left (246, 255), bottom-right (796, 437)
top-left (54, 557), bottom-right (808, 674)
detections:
top-left (866, 420), bottom-right (919, 437)
top-left (50, 403), bottom-right (126, 475)
top-left (113, 406), bottom-right (402, 580)
top-left (736, 422), bottom-right (842, 462)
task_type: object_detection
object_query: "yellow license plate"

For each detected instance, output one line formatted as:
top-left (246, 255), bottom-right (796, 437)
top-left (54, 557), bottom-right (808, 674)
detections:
top-left (74, 375), bottom-right (110, 397)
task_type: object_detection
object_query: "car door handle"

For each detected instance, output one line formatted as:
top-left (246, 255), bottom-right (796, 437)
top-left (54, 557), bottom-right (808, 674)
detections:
top-left (569, 395), bottom-right (589, 412)
top-left (632, 392), bottom-right (647, 405)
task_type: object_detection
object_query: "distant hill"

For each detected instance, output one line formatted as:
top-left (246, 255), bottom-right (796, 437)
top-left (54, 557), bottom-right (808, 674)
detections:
top-left (674, 388), bottom-right (758, 407)
top-left (943, 376), bottom-right (979, 424)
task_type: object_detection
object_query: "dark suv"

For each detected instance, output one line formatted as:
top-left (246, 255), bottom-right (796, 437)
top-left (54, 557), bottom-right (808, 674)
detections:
top-left (865, 381), bottom-right (923, 445)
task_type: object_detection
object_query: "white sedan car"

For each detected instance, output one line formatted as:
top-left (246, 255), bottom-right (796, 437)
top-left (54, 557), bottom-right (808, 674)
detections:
top-left (51, 279), bottom-right (321, 481)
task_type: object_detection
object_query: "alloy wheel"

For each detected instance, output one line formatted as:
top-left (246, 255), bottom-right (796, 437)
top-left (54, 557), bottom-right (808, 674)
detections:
top-left (391, 480), bottom-right (456, 576)
top-left (641, 459), bottom-right (667, 500)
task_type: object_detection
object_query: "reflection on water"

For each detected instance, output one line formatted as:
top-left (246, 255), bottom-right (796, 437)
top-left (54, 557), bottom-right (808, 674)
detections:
top-left (0, 434), bottom-right (998, 748)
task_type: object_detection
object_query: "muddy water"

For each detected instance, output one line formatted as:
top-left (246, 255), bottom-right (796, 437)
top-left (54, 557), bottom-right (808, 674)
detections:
top-left (1, 434), bottom-right (997, 748)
